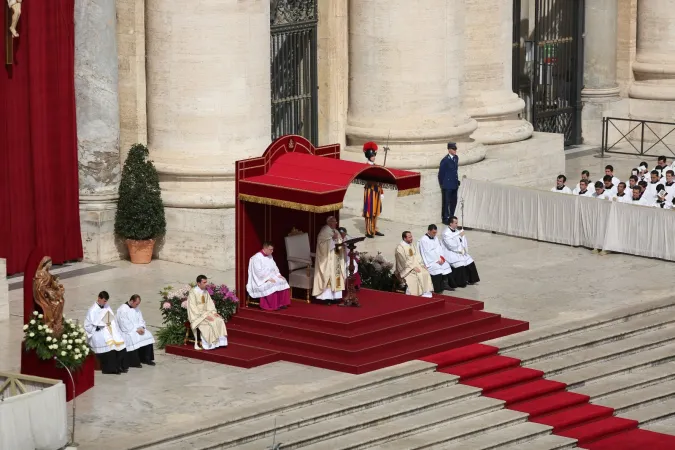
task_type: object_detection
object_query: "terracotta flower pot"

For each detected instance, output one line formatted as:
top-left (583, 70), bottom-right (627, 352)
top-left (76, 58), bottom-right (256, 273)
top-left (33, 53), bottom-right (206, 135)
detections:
top-left (126, 239), bottom-right (155, 264)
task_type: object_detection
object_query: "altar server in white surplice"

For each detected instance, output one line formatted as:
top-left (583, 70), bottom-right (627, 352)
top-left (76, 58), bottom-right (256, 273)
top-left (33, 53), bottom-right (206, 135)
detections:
top-left (441, 217), bottom-right (481, 288)
top-left (246, 241), bottom-right (291, 311)
top-left (418, 224), bottom-right (452, 294)
top-left (84, 291), bottom-right (129, 375)
top-left (550, 175), bottom-right (572, 194)
top-left (312, 216), bottom-right (346, 304)
top-left (187, 275), bottom-right (228, 350)
top-left (395, 231), bottom-right (433, 298)
top-left (117, 294), bottom-right (155, 367)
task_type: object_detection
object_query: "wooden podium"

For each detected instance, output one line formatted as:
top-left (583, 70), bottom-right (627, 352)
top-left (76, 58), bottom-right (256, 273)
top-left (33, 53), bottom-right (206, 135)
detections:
top-left (338, 236), bottom-right (366, 307)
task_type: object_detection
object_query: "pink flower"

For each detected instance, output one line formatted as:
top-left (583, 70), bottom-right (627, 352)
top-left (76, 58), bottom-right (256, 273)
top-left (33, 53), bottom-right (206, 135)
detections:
top-left (180, 300), bottom-right (187, 309)
top-left (162, 302), bottom-right (172, 310)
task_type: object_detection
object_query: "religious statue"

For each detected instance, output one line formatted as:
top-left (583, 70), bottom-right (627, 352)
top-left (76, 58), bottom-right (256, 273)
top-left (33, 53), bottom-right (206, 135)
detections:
top-left (7, 0), bottom-right (22, 38)
top-left (33, 256), bottom-right (66, 337)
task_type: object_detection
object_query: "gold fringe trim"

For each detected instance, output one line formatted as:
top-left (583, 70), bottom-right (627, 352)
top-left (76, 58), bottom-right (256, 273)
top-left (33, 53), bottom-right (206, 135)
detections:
top-left (397, 187), bottom-right (421, 197)
top-left (239, 193), bottom-right (343, 213)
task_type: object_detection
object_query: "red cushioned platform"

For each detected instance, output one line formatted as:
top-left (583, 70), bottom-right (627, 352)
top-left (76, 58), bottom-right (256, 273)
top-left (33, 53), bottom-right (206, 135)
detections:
top-left (464, 367), bottom-right (544, 393)
top-left (583, 428), bottom-right (675, 449)
top-left (532, 403), bottom-right (615, 432)
top-left (558, 416), bottom-right (638, 445)
top-left (166, 290), bottom-right (528, 374)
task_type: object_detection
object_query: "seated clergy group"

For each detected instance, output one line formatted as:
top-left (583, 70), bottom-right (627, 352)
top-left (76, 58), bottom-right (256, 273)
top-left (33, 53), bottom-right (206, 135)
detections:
top-left (245, 215), bottom-right (480, 309)
top-left (84, 291), bottom-right (156, 374)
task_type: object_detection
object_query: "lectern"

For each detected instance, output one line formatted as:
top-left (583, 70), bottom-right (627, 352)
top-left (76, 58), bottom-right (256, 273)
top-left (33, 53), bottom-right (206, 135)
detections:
top-left (338, 236), bottom-right (366, 307)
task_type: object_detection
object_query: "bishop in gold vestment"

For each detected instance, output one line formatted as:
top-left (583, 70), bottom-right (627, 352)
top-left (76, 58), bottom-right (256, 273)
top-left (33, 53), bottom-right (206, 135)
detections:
top-left (312, 216), bottom-right (346, 303)
top-left (395, 231), bottom-right (434, 298)
top-left (187, 276), bottom-right (228, 350)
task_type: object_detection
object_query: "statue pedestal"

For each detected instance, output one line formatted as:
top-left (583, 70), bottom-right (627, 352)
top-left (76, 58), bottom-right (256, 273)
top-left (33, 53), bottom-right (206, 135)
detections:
top-left (21, 344), bottom-right (96, 402)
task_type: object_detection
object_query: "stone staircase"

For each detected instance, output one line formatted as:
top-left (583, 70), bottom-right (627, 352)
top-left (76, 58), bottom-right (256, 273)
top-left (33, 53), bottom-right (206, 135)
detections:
top-left (127, 298), bottom-right (675, 450)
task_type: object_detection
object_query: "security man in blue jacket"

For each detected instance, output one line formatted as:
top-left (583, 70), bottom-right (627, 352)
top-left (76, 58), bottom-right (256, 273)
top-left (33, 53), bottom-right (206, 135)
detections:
top-left (438, 142), bottom-right (460, 225)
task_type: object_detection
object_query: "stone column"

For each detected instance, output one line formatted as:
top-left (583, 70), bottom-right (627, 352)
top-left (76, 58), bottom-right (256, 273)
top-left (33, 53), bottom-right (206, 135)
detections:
top-left (346, 0), bottom-right (483, 167)
top-left (582, 0), bottom-right (620, 144)
top-left (145, 0), bottom-right (271, 269)
top-left (463, 0), bottom-right (533, 145)
top-left (75, 0), bottom-right (122, 263)
top-left (630, 0), bottom-right (675, 100)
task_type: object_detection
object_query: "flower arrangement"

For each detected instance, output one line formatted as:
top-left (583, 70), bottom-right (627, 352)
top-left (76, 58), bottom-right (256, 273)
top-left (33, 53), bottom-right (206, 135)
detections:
top-left (23, 311), bottom-right (91, 370)
top-left (358, 252), bottom-right (397, 292)
top-left (155, 282), bottom-right (239, 348)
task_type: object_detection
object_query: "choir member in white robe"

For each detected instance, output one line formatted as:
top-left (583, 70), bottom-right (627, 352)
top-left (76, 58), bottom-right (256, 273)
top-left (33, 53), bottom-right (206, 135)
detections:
top-left (338, 227), bottom-right (361, 290)
top-left (395, 231), bottom-right (433, 297)
top-left (246, 242), bottom-right (291, 311)
top-left (551, 175), bottom-right (572, 194)
top-left (418, 224), bottom-right (453, 294)
top-left (441, 218), bottom-right (481, 287)
top-left (602, 175), bottom-right (618, 197)
top-left (187, 275), bottom-right (228, 350)
top-left (311, 216), bottom-right (346, 304)
top-left (664, 170), bottom-right (675, 198)
top-left (573, 170), bottom-right (592, 193)
top-left (653, 188), bottom-right (671, 209)
top-left (630, 186), bottom-right (653, 206)
top-left (84, 291), bottom-right (129, 375)
top-left (573, 180), bottom-right (593, 197)
top-left (592, 181), bottom-right (612, 200)
top-left (613, 182), bottom-right (632, 204)
top-left (645, 171), bottom-right (662, 200)
top-left (604, 165), bottom-right (621, 187)
top-left (117, 294), bottom-right (155, 367)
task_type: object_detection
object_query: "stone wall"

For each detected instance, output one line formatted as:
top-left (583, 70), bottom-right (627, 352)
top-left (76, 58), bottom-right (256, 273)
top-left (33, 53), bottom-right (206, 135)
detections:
top-left (0, 258), bottom-right (8, 322)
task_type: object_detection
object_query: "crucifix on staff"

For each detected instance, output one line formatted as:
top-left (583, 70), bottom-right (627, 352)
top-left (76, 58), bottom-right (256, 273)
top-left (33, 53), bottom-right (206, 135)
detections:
top-left (4, 0), bottom-right (21, 65)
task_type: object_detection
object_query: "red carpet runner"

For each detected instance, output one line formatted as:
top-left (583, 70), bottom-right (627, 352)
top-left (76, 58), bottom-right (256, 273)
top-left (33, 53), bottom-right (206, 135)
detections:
top-left (421, 343), bottom-right (675, 449)
top-left (165, 290), bottom-right (528, 374)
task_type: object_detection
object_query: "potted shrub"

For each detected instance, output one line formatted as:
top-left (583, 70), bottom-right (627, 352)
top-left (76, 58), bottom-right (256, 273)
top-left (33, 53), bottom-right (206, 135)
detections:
top-left (115, 143), bottom-right (166, 263)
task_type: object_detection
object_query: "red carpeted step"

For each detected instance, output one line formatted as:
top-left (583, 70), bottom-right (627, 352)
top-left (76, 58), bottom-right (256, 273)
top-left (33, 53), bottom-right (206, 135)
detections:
top-left (509, 391), bottom-right (590, 417)
top-left (531, 403), bottom-right (615, 432)
top-left (557, 416), bottom-right (638, 446)
top-left (436, 295), bottom-right (485, 310)
top-left (420, 343), bottom-right (498, 367)
top-left (165, 343), bottom-right (280, 368)
top-left (439, 355), bottom-right (521, 380)
top-left (489, 378), bottom-right (567, 405)
top-left (464, 366), bottom-right (544, 393)
top-left (583, 428), bottom-right (675, 449)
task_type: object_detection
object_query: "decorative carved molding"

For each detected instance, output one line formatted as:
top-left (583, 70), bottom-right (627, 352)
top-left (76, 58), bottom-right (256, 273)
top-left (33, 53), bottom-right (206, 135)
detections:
top-left (270, 0), bottom-right (317, 27)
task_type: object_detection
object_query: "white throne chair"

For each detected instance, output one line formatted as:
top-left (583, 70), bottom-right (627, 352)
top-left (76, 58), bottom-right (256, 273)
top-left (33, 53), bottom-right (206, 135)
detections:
top-left (284, 228), bottom-right (315, 303)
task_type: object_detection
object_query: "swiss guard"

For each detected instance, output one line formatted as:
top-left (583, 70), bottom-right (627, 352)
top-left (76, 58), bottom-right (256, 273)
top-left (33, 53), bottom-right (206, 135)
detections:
top-left (363, 141), bottom-right (385, 238)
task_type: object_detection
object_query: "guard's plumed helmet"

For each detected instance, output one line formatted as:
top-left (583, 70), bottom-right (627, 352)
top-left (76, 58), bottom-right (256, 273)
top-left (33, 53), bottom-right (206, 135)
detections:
top-left (363, 141), bottom-right (378, 160)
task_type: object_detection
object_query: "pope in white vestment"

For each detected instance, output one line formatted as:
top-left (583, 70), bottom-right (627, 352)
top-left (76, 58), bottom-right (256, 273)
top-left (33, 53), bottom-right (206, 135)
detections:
top-left (395, 232), bottom-right (433, 297)
top-left (312, 216), bottom-right (346, 302)
top-left (117, 295), bottom-right (155, 366)
top-left (84, 292), bottom-right (129, 374)
top-left (247, 243), bottom-right (291, 311)
top-left (418, 225), bottom-right (452, 294)
top-left (187, 277), bottom-right (228, 350)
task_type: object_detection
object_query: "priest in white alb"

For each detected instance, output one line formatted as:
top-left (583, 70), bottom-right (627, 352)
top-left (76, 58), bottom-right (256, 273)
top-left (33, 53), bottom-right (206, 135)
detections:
top-left (395, 231), bottom-right (434, 297)
top-left (187, 275), bottom-right (228, 350)
top-left (418, 224), bottom-right (453, 294)
top-left (441, 217), bottom-right (481, 288)
top-left (312, 216), bottom-right (346, 304)
top-left (117, 294), bottom-right (156, 367)
top-left (246, 241), bottom-right (291, 311)
top-left (84, 291), bottom-right (129, 375)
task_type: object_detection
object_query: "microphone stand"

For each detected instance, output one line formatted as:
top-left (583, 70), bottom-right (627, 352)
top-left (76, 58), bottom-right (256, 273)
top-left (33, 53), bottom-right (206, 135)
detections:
top-left (54, 355), bottom-right (77, 448)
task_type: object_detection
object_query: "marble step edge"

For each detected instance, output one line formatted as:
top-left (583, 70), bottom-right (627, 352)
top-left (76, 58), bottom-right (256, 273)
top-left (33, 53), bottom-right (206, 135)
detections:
top-left (505, 317), bottom-right (675, 365)
top-left (531, 328), bottom-right (675, 377)
top-left (170, 377), bottom-right (475, 450)
top-left (487, 297), bottom-right (675, 352)
top-left (621, 398), bottom-right (675, 427)
top-left (498, 433), bottom-right (578, 450)
top-left (606, 380), bottom-right (675, 415)
top-left (577, 364), bottom-right (675, 401)
top-left (238, 398), bottom-right (509, 450)
top-left (374, 409), bottom-right (531, 450)
top-left (129, 360), bottom-right (438, 450)
top-left (559, 343), bottom-right (675, 389)
top-left (436, 423), bottom-right (556, 450)
top-left (241, 388), bottom-right (487, 450)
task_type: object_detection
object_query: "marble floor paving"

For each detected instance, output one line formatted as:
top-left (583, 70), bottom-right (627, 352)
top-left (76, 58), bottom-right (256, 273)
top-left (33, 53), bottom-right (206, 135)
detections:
top-left (2, 187), bottom-right (674, 448)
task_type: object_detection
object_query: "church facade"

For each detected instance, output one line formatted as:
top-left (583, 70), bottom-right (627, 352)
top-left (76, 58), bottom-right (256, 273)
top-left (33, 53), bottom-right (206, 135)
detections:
top-left (76, 0), bottom-right (672, 270)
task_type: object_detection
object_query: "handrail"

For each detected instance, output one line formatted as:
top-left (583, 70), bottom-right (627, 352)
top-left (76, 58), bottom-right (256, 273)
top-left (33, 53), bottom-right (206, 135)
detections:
top-left (0, 371), bottom-right (60, 398)
top-left (601, 117), bottom-right (675, 158)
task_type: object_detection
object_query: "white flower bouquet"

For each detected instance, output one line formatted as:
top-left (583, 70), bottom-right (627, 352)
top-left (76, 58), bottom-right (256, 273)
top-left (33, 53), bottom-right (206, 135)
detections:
top-left (23, 311), bottom-right (91, 370)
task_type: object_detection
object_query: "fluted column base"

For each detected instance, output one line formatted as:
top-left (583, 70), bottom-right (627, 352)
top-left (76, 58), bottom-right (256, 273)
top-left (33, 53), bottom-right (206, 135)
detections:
top-left (79, 192), bottom-right (123, 264)
top-left (630, 61), bottom-right (675, 100)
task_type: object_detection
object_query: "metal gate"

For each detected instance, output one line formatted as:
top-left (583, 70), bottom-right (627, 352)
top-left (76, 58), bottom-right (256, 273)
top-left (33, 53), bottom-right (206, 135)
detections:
top-left (270, 0), bottom-right (318, 145)
top-left (512, 0), bottom-right (584, 146)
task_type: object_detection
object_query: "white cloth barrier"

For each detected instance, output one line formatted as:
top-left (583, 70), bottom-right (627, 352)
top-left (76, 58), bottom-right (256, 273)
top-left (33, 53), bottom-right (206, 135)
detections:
top-left (460, 178), bottom-right (675, 261)
top-left (0, 381), bottom-right (68, 450)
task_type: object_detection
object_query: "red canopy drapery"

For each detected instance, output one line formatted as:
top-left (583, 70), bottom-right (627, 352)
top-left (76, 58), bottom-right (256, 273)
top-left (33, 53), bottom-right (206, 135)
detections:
top-left (235, 135), bottom-right (421, 296)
